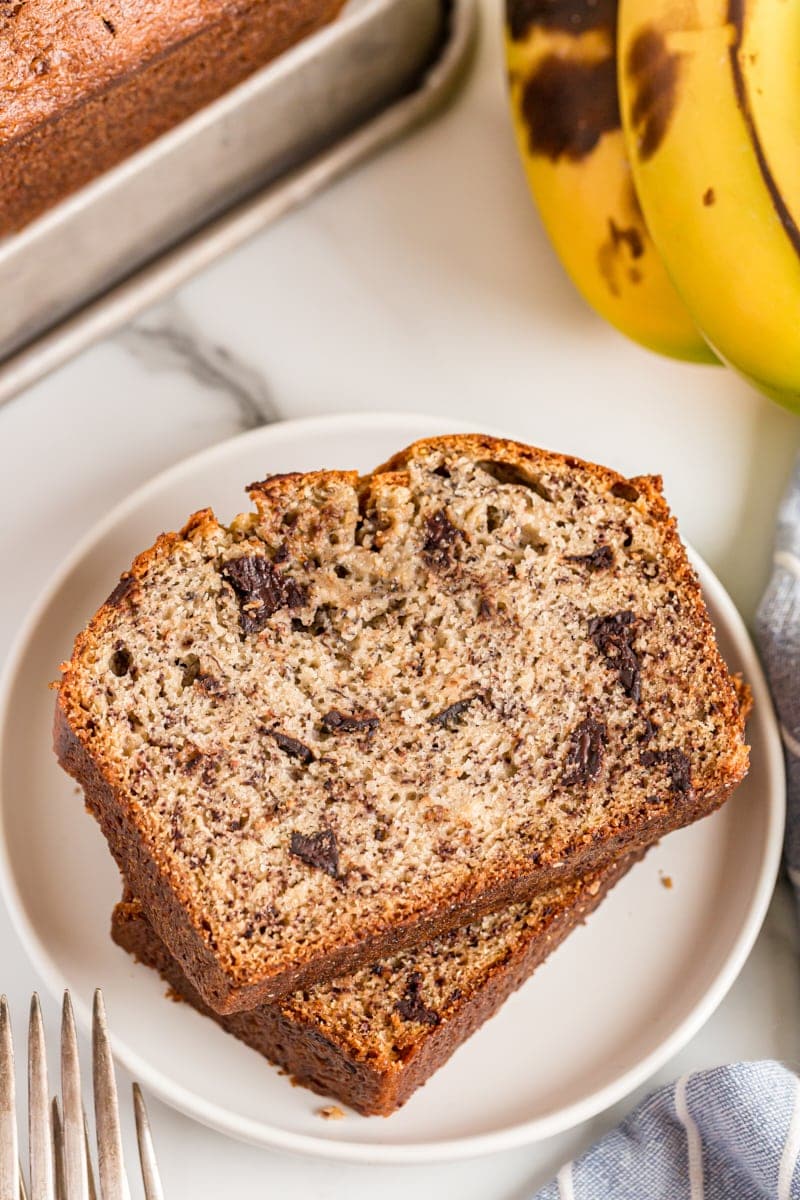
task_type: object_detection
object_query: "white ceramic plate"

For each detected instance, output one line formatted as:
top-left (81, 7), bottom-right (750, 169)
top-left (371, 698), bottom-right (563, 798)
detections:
top-left (0, 413), bottom-right (785, 1164)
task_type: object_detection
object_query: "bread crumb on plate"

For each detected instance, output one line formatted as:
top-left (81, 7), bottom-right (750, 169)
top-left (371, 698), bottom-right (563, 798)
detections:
top-left (317, 1105), bottom-right (345, 1121)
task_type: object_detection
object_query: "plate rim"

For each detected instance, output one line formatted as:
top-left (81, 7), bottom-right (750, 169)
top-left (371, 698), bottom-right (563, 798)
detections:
top-left (0, 411), bottom-right (786, 1165)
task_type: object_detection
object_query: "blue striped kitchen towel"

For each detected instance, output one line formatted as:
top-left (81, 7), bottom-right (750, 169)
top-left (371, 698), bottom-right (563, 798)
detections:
top-left (533, 456), bottom-right (800, 1198)
top-left (756, 452), bottom-right (800, 901)
top-left (534, 1063), bottom-right (800, 1199)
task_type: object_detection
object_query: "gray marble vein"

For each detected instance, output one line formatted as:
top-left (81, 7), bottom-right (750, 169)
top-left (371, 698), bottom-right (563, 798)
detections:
top-left (115, 302), bottom-right (279, 429)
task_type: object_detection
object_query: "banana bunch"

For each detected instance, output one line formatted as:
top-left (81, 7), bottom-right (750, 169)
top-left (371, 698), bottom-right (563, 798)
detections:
top-left (505, 0), bottom-right (800, 410)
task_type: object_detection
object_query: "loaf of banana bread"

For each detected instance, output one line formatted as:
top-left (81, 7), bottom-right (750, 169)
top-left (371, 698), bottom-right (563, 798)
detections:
top-left (56, 434), bottom-right (749, 1014)
top-left (0, 0), bottom-right (345, 234)
top-left (111, 852), bottom-right (637, 1115)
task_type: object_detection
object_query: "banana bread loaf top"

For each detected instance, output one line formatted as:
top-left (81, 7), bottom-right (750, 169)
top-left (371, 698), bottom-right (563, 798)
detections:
top-left (56, 434), bottom-right (749, 1013)
top-left (0, 0), bottom-right (345, 233)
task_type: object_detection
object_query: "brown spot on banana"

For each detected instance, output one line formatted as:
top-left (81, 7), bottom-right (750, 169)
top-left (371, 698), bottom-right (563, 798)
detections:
top-left (609, 221), bottom-right (644, 259)
top-left (506, 0), bottom-right (615, 41)
top-left (520, 55), bottom-right (620, 161)
top-left (597, 218), bottom-right (647, 296)
top-left (625, 27), bottom-right (682, 161)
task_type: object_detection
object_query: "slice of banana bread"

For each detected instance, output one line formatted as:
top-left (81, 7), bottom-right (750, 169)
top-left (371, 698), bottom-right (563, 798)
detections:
top-left (111, 853), bottom-right (637, 1116)
top-left (56, 434), bottom-right (749, 1014)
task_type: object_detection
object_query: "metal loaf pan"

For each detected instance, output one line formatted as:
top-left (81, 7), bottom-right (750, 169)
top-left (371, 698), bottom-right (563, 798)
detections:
top-left (0, 0), bottom-right (476, 405)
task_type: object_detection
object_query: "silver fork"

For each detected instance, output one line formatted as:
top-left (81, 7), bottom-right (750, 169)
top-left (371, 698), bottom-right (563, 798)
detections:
top-left (0, 991), bottom-right (164, 1200)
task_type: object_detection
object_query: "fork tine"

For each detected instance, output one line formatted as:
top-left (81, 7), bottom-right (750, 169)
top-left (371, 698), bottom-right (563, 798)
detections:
top-left (51, 1101), bottom-right (64, 1200)
top-left (28, 996), bottom-right (54, 1200)
top-left (60, 994), bottom-right (89, 1200)
top-left (18, 1167), bottom-right (27, 1200)
top-left (0, 997), bottom-right (20, 1200)
top-left (131, 1088), bottom-right (163, 1200)
top-left (90, 994), bottom-right (127, 1200)
top-left (81, 1120), bottom-right (96, 1200)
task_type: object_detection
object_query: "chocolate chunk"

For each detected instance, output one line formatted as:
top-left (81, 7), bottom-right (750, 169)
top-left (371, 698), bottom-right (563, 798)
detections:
top-left (289, 828), bottom-right (340, 878)
top-left (222, 554), bottom-right (307, 634)
top-left (640, 748), bottom-right (693, 796)
top-left (639, 717), bottom-right (658, 745)
top-left (180, 655), bottom-right (200, 688)
top-left (321, 709), bottom-right (380, 735)
top-left (269, 730), bottom-right (315, 765)
top-left (423, 510), bottom-right (464, 569)
top-left (610, 480), bottom-right (640, 502)
top-left (109, 647), bottom-right (131, 677)
top-left (179, 747), bottom-right (203, 777)
top-left (101, 16), bottom-right (116, 34)
top-left (194, 672), bottom-right (224, 696)
top-left (563, 717), bottom-right (607, 785)
top-left (429, 696), bottom-right (480, 730)
top-left (506, 0), bottom-right (615, 41)
top-left (395, 973), bottom-right (440, 1026)
top-left (565, 545), bottom-right (614, 571)
top-left (179, 654), bottom-right (224, 694)
top-left (589, 611), bottom-right (641, 702)
top-left (106, 575), bottom-right (136, 608)
top-left (476, 460), bottom-right (552, 500)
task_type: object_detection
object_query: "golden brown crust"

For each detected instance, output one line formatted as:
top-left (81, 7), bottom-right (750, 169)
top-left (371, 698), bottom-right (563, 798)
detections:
top-left (0, 0), bottom-right (345, 233)
top-left (111, 851), bottom-right (638, 1115)
top-left (55, 434), bottom-right (749, 1014)
top-left (732, 674), bottom-right (754, 723)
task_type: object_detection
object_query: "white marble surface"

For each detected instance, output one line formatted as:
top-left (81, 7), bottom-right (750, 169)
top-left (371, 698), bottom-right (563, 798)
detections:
top-left (2, 2), bottom-right (800, 1194)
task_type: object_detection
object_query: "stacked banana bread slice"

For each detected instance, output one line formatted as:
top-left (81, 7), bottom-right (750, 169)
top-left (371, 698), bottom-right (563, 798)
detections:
top-left (112, 854), bottom-right (637, 1115)
top-left (55, 434), bottom-right (749, 1113)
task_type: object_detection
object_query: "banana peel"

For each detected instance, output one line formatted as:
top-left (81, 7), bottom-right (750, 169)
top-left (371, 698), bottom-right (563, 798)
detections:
top-left (505, 1), bottom-right (715, 364)
top-left (617, 0), bottom-right (800, 410)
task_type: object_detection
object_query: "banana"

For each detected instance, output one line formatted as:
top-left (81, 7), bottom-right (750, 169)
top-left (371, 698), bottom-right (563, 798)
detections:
top-left (504, 0), bottom-right (714, 364)
top-left (618, 0), bottom-right (800, 408)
